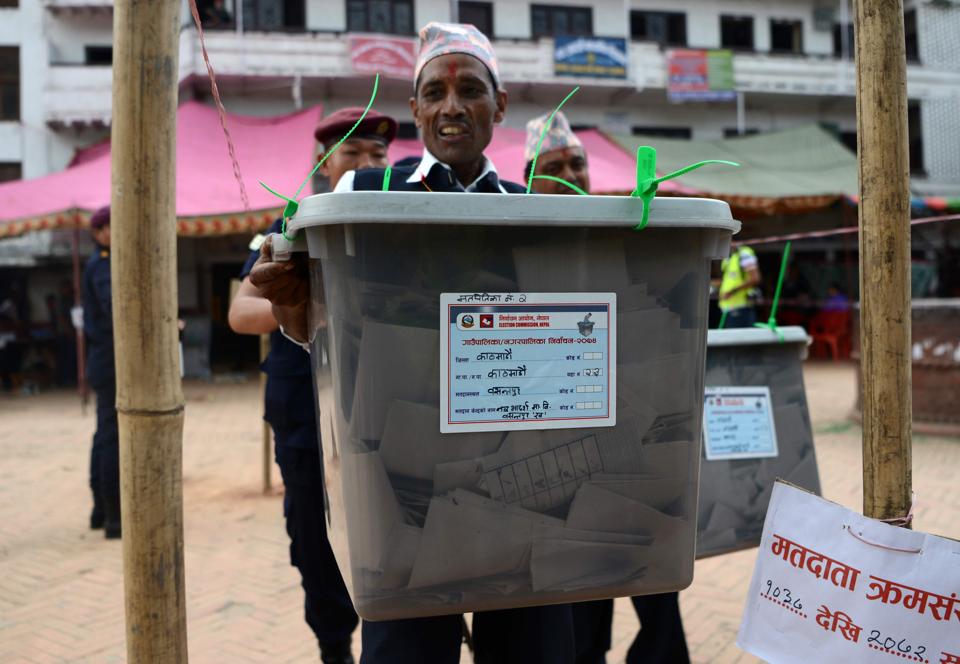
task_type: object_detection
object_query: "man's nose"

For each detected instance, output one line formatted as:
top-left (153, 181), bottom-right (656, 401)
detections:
top-left (440, 90), bottom-right (465, 117)
top-left (356, 153), bottom-right (378, 170)
top-left (560, 163), bottom-right (579, 185)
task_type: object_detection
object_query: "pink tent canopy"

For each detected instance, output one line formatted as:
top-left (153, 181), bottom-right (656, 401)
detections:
top-left (0, 103), bottom-right (682, 239)
top-left (0, 101), bottom-right (322, 238)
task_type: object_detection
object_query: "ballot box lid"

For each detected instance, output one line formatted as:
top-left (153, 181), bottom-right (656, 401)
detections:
top-left (289, 192), bottom-right (740, 233)
top-left (707, 326), bottom-right (809, 347)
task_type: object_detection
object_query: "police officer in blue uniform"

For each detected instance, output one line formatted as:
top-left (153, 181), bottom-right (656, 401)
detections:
top-left (82, 206), bottom-right (121, 539)
top-left (229, 107), bottom-right (398, 664)
top-left (249, 22), bottom-right (577, 664)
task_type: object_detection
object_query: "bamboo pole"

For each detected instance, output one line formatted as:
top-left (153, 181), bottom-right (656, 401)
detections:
top-left (854, 0), bottom-right (913, 521)
top-left (111, 0), bottom-right (188, 661)
top-left (260, 333), bottom-right (272, 493)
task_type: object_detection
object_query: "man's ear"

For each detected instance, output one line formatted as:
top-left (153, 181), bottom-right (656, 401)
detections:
top-left (409, 96), bottom-right (421, 129)
top-left (318, 151), bottom-right (329, 177)
top-left (493, 89), bottom-right (507, 124)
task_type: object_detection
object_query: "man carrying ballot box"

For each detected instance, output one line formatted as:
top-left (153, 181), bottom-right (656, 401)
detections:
top-left (250, 21), bottom-right (576, 664)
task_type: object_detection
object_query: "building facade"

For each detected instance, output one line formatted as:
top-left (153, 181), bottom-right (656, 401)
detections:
top-left (1, 0), bottom-right (959, 192)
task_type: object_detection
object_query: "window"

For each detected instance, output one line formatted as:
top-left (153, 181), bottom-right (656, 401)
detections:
top-left (459, 2), bottom-right (493, 39)
top-left (630, 11), bottom-right (686, 47)
top-left (908, 101), bottom-right (924, 175)
top-left (0, 162), bottom-right (20, 183)
top-left (346, 0), bottom-right (414, 35)
top-left (632, 126), bottom-right (691, 139)
top-left (770, 19), bottom-right (803, 54)
top-left (723, 128), bottom-right (760, 138)
top-left (531, 4), bottom-right (592, 39)
top-left (720, 15), bottom-right (754, 51)
top-left (0, 1), bottom-right (19, 7)
top-left (832, 22), bottom-right (854, 59)
top-left (0, 47), bottom-right (19, 122)
top-left (85, 46), bottom-right (113, 65)
top-left (839, 131), bottom-right (857, 155)
top-left (242, 0), bottom-right (305, 31)
top-left (904, 8), bottom-right (919, 62)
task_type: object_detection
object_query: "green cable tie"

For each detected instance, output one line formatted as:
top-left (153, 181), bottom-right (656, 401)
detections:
top-left (258, 73), bottom-right (382, 241)
top-left (526, 87), bottom-right (580, 194)
top-left (530, 175), bottom-right (589, 196)
top-left (631, 147), bottom-right (739, 230)
top-left (382, 164), bottom-right (392, 191)
top-left (752, 241), bottom-right (792, 342)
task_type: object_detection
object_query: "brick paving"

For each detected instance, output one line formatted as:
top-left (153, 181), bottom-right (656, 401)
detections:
top-left (0, 363), bottom-right (957, 663)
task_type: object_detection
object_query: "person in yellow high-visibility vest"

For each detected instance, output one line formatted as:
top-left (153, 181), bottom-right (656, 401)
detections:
top-left (719, 245), bottom-right (762, 328)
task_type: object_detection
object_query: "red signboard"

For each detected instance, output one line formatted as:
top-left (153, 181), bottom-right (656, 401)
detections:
top-left (667, 48), bottom-right (735, 102)
top-left (349, 35), bottom-right (417, 80)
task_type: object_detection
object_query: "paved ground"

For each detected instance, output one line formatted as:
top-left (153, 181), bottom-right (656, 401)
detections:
top-left (0, 363), bottom-right (957, 663)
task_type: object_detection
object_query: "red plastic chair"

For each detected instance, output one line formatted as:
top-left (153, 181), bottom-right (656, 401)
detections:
top-left (809, 310), bottom-right (851, 361)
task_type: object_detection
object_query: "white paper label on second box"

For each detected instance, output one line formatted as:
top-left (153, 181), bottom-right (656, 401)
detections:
top-left (440, 292), bottom-right (617, 433)
top-left (703, 386), bottom-right (778, 460)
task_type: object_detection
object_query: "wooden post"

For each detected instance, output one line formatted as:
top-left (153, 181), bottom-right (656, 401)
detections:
top-left (112, 0), bottom-right (188, 661)
top-left (854, 0), bottom-right (913, 521)
top-left (260, 333), bottom-right (272, 493)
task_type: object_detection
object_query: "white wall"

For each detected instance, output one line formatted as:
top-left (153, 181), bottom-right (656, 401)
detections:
top-left (476, 0), bottom-right (835, 54)
top-left (45, 12), bottom-right (113, 65)
top-left (307, 0), bottom-right (345, 31)
top-left (917, 0), bottom-right (960, 69)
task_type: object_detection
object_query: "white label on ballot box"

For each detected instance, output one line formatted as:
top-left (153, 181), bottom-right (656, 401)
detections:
top-left (703, 386), bottom-right (778, 460)
top-left (440, 292), bottom-right (617, 433)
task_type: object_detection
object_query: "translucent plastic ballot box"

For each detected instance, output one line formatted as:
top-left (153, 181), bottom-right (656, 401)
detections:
top-left (289, 191), bottom-right (740, 620)
top-left (697, 326), bottom-right (821, 559)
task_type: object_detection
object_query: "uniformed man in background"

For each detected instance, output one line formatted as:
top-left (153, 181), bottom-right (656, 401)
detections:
top-left (228, 107), bottom-right (398, 664)
top-left (82, 206), bottom-right (121, 539)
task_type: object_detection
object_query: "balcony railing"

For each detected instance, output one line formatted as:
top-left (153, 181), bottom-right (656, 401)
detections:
top-left (41, 28), bottom-right (960, 126)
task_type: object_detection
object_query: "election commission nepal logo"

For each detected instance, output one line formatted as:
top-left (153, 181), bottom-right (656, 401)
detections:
top-left (480, 314), bottom-right (494, 328)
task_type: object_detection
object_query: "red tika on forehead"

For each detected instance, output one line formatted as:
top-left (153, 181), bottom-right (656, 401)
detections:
top-left (447, 61), bottom-right (458, 78)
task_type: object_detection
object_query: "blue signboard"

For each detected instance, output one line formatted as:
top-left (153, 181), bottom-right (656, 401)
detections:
top-left (554, 36), bottom-right (627, 79)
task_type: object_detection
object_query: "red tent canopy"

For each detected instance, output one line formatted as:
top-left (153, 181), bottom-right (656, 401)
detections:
top-left (0, 102), bottom-right (322, 238)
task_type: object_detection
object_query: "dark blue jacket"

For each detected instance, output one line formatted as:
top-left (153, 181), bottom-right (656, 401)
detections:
top-left (352, 162), bottom-right (525, 194)
top-left (82, 245), bottom-right (114, 390)
top-left (241, 219), bottom-right (315, 435)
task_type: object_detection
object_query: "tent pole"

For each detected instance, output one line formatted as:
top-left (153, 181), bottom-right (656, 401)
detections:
top-left (112, 0), bottom-right (189, 660)
top-left (854, 0), bottom-right (912, 522)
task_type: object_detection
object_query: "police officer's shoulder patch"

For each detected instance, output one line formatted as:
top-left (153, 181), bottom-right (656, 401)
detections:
top-left (249, 233), bottom-right (266, 251)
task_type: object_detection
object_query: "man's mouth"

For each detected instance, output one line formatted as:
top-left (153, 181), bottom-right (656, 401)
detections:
top-left (439, 124), bottom-right (469, 137)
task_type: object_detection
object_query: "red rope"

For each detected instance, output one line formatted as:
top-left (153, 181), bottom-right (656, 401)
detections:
top-left (187, 0), bottom-right (250, 211)
top-left (733, 213), bottom-right (960, 247)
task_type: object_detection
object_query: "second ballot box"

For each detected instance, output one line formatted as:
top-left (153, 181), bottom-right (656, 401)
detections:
top-left (289, 191), bottom-right (739, 620)
top-left (697, 326), bottom-right (822, 558)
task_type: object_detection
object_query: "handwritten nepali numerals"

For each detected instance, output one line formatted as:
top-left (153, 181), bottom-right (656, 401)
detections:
top-left (769, 532), bottom-right (959, 663)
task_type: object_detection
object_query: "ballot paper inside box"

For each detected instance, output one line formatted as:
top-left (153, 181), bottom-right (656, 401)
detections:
top-left (293, 192), bottom-right (739, 620)
top-left (697, 327), bottom-right (822, 559)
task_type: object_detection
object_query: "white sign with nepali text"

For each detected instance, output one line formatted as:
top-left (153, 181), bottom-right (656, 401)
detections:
top-left (737, 482), bottom-right (960, 664)
top-left (440, 292), bottom-right (616, 433)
